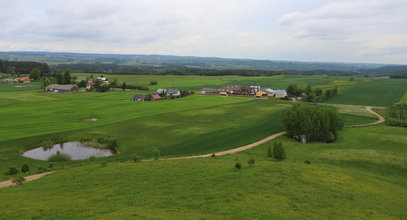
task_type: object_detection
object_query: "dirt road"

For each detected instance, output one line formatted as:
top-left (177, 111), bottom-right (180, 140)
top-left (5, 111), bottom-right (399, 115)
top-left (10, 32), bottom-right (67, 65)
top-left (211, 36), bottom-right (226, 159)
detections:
top-left (346, 106), bottom-right (385, 127)
top-left (0, 171), bottom-right (55, 189)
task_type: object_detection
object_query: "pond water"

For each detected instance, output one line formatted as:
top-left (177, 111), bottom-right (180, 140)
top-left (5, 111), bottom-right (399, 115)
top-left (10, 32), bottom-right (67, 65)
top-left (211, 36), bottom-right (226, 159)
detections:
top-left (22, 142), bottom-right (113, 161)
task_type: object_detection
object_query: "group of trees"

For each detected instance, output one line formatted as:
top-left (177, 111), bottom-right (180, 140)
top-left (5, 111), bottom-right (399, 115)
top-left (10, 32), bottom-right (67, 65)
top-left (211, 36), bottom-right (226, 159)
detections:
top-left (282, 104), bottom-right (343, 143)
top-left (385, 104), bottom-right (407, 127)
top-left (0, 60), bottom-right (49, 75)
top-left (286, 84), bottom-right (338, 102)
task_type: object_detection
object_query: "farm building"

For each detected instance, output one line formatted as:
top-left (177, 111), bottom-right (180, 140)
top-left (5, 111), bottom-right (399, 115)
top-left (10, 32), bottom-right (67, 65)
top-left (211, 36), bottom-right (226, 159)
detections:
top-left (275, 90), bottom-right (287, 98)
top-left (45, 84), bottom-right (78, 93)
top-left (219, 86), bottom-right (242, 94)
top-left (201, 88), bottom-right (218, 94)
top-left (250, 86), bottom-right (261, 92)
top-left (149, 94), bottom-right (161, 101)
top-left (86, 82), bottom-right (95, 90)
top-left (15, 77), bottom-right (31, 83)
top-left (256, 91), bottom-right (267, 98)
top-left (156, 88), bottom-right (167, 94)
top-left (262, 88), bottom-right (275, 96)
top-left (3, 78), bottom-right (16, 83)
top-left (167, 88), bottom-right (181, 97)
top-left (133, 94), bottom-right (146, 101)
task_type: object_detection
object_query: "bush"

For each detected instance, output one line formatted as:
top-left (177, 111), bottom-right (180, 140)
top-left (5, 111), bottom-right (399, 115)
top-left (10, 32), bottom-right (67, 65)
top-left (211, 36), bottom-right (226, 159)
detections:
top-left (150, 80), bottom-right (157, 85)
top-left (267, 147), bottom-right (273, 158)
top-left (11, 176), bottom-right (25, 185)
top-left (211, 153), bottom-right (216, 157)
top-left (21, 163), bottom-right (30, 173)
top-left (304, 160), bottom-right (311, 164)
top-left (235, 162), bottom-right (242, 169)
top-left (107, 139), bottom-right (118, 150)
top-left (5, 167), bottom-right (19, 176)
top-left (153, 149), bottom-right (160, 160)
top-left (48, 151), bottom-right (71, 162)
top-left (133, 155), bottom-right (140, 163)
top-left (273, 142), bottom-right (286, 160)
top-left (247, 159), bottom-right (255, 167)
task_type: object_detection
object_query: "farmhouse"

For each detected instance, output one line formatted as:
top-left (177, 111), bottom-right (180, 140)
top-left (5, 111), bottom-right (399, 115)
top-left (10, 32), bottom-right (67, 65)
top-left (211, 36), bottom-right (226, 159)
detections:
top-left (86, 82), bottom-right (95, 90)
top-left (133, 94), bottom-right (146, 101)
top-left (149, 93), bottom-right (161, 101)
top-left (250, 86), bottom-right (261, 92)
top-left (15, 77), bottom-right (31, 83)
top-left (201, 88), bottom-right (218, 94)
top-left (219, 86), bottom-right (242, 94)
top-left (275, 90), bottom-right (287, 98)
top-left (167, 88), bottom-right (181, 97)
top-left (156, 88), bottom-right (167, 94)
top-left (45, 84), bottom-right (78, 93)
top-left (262, 88), bottom-right (275, 96)
top-left (3, 78), bottom-right (16, 83)
top-left (256, 91), bottom-right (267, 98)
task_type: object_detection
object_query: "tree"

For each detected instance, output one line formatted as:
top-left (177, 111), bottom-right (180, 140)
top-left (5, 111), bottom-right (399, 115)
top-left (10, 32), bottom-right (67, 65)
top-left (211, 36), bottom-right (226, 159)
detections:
top-left (150, 80), bottom-right (157, 85)
top-left (63, 70), bottom-right (71, 84)
top-left (273, 142), bottom-right (286, 160)
top-left (315, 88), bottom-right (323, 96)
top-left (56, 73), bottom-right (64, 84)
top-left (235, 162), bottom-right (242, 169)
top-left (267, 147), bottom-right (273, 158)
top-left (304, 85), bottom-right (312, 95)
top-left (133, 155), bottom-right (140, 162)
top-left (121, 82), bottom-right (127, 91)
top-left (21, 163), bottom-right (30, 173)
top-left (287, 84), bottom-right (299, 96)
top-left (6, 167), bottom-right (19, 175)
top-left (153, 148), bottom-right (160, 160)
top-left (29, 68), bottom-right (41, 81)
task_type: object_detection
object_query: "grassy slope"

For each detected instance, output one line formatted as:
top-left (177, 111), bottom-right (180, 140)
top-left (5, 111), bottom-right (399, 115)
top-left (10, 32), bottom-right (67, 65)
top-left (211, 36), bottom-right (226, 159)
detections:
top-left (1, 124), bottom-right (406, 219)
top-left (325, 78), bottom-right (407, 106)
top-left (398, 90), bottom-right (407, 104)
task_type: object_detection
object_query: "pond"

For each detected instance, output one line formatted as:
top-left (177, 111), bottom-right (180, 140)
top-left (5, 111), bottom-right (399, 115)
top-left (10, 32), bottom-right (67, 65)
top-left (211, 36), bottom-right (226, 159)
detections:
top-left (22, 142), bottom-right (114, 161)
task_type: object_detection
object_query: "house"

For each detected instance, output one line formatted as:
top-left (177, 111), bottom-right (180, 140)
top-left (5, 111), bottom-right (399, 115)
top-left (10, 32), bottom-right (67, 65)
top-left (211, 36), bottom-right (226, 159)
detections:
top-left (250, 86), bottom-right (261, 92)
top-left (219, 91), bottom-right (228, 96)
top-left (275, 90), bottom-right (287, 98)
top-left (45, 84), bottom-right (78, 93)
top-left (167, 88), bottom-right (181, 97)
top-left (15, 77), bottom-right (31, 83)
top-left (256, 91), bottom-right (267, 98)
top-left (262, 88), bottom-right (275, 96)
top-left (156, 88), bottom-right (167, 94)
top-left (241, 87), bottom-right (256, 95)
top-left (149, 93), bottom-right (161, 101)
top-left (2, 78), bottom-right (16, 83)
top-left (86, 81), bottom-right (95, 90)
top-left (219, 86), bottom-right (242, 94)
top-left (133, 94), bottom-right (146, 101)
top-left (201, 88), bottom-right (218, 94)
top-left (97, 76), bottom-right (108, 83)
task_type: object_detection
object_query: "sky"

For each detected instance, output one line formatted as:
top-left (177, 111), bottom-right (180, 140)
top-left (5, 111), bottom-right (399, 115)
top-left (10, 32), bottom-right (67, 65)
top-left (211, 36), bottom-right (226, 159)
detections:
top-left (0, 0), bottom-right (406, 64)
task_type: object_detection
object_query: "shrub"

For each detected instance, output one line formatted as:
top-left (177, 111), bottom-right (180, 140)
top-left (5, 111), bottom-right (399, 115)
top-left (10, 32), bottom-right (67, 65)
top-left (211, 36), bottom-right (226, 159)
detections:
top-left (21, 163), bottom-right (30, 173)
top-left (150, 80), bottom-right (157, 85)
top-left (6, 167), bottom-right (19, 176)
top-left (107, 139), bottom-right (118, 150)
top-left (48, 151), bottom-right (71, 162)
top-left (267, 147), bottom-right (273, 158)
top-left (273, 142), bottom-right (286, 160)
top-left (211, 153), bottom-right (216, 157)
top-left (11, 176), bottom-right (25, 185)
top-left (48, 163), bottom-right (54, 169)
top-left (37, 167), bottom-right (48, 173)
top-left (235, 162), bottom-right (242, 169)
top-left (133, 155), bottom-right (140, 163)
top-left (153, 149), bottom-right (160, 160)
top-left (247, 159), bottom-right (255, 167)
top-left (304, 160), bottom-right (311, 164)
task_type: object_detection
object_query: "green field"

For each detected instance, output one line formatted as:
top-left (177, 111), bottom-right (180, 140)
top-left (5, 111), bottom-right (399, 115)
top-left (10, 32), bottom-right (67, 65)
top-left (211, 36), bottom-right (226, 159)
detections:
top-left (325, 78), bottom-right (407, 106)
top-left (0, 124), bottom-right (406, 219)
top-left (0, 75), bottom-right (406, 219)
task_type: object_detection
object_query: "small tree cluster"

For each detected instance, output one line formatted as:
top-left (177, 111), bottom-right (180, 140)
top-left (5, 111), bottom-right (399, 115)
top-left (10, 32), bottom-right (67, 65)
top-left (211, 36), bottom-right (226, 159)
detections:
top-left (385, 104), bottom-right (407, 127)
top-left (273, 142), bottom-right (286, 160)
top-left (286, 84), bottom-right (338, 102)
top-left (282, 104), bottom-right (343, 143)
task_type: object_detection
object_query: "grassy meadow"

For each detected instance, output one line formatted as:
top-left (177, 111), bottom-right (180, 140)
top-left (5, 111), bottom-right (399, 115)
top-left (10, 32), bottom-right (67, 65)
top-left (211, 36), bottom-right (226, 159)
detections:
top-left (0, 124), bottom-right (406, 219)
top-left (0, 74), bottom-right (406, 219)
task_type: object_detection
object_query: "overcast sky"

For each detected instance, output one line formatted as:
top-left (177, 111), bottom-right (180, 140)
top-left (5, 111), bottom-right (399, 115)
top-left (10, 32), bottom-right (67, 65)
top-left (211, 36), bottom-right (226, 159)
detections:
top-left (1, 0), bottom-right (406, 64)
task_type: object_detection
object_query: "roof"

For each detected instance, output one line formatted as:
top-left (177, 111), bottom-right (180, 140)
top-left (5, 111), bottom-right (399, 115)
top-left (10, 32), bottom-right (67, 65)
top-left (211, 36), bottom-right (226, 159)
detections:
top-left (86, 82), bottom-right (95, 86)
top-left (156, 88), bottom-right (167, 93)
top-left (15, 77), bottom-right (31, 81)
top-left (275, 90), bottom-right (286, 95)
top-left (167, 88), bottom-right (180, 94)
top-left (201, 88), bottom-right (218, 92)
top-left (151, 94), bottom-right (161, 100)
top-left (219, 86), bottom-right (242, 92)
top-left (133, 94), bottom-right (145, 100)
top-left (46, 84), bottom-right (78, 90)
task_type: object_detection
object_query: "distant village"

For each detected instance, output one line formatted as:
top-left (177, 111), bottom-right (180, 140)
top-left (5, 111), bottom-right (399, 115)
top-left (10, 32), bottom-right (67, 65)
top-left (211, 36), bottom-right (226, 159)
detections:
top-left (201, 86), bottom-right (288, 98)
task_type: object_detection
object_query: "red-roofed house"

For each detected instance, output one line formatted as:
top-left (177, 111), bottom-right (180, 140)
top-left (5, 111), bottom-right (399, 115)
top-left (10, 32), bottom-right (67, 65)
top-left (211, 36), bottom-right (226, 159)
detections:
top-left (15, 77), bottom-right (31, 83)
top-left (86, 81), bottom-right (96, 90)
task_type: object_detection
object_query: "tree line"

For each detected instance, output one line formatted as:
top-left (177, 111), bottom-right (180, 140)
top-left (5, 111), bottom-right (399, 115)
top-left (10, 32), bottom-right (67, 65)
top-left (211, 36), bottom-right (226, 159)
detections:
top-left (286, 84), bottom-right (338, 102)
top-left (0, 60), bottom-right (49, 75)
top-left (385, 104), bottom-right (407, 127)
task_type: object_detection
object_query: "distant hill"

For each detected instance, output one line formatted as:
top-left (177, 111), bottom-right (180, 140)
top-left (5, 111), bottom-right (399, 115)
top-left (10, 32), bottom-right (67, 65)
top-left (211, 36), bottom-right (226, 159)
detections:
top-left (0, 51), bottom-right (405, 76)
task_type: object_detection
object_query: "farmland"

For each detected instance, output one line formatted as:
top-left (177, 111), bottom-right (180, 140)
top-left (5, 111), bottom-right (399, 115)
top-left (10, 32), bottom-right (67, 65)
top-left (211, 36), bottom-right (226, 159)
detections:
top-left (325, 78), bottom-right (407, 106)
top-left (0, 74), bottom-right (406, 219)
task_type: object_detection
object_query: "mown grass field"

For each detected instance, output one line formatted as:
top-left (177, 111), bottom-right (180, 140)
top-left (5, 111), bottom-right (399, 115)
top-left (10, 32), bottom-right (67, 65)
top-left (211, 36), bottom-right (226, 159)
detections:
top-left (0, 124), bottom-right (406, 219)
top-left (325, 78), bottom-right (407, 106)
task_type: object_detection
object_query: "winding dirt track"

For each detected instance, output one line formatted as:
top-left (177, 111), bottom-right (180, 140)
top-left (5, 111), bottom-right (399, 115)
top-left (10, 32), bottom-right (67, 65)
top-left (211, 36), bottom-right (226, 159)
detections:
top-left (0, 107), bottom-right (384, 188)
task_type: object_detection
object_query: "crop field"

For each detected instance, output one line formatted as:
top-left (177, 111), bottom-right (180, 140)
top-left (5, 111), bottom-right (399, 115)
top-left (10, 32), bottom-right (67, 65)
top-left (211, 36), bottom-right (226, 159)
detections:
top-left (398, 90), bottom-right (407, 104)
top-left (0, 124), bottom-right (406, 219)
top-left (325, 78), bottom-right (407, 106)
top-left (73, 74), bottom-right (355, 91)
top-left (0, 82), bottom-right (40, 92)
